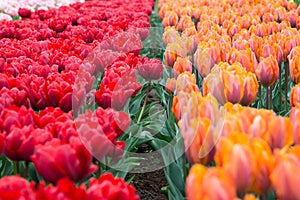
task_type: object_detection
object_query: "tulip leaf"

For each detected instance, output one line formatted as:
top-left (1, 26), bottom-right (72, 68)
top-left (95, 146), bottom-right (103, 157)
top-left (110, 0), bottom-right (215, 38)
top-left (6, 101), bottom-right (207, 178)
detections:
top-left (0, 156), bottom-right (14, 176)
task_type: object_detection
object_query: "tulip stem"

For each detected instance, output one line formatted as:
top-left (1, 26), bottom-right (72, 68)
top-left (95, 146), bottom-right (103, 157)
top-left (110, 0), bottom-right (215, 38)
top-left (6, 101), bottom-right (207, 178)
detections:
top-left (24, 161), bottom-right (29, 178)
top-left (259, 84), bottom-right (262, 108)
top-left (137, 81), bottom-right (151, 124)
top-left (97, 161), bottom-right (101, 177)
top-left (270, 86), bottom-right (273, 110)
top-left (285, 62), bottom-right (289, 112)
top-left (15, 161), bottom-right (20, 175)
top-left (266, 86), bottom-right (269, 109)
top-left (279, 63), bottom-right (282, 111)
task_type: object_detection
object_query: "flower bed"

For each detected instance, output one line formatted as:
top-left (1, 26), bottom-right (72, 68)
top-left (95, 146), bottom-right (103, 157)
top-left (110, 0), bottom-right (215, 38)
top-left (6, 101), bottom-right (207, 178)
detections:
top-left (159, 0), bottom-right (300, 199)
top-left (0, 0), bottom-right (155, 199)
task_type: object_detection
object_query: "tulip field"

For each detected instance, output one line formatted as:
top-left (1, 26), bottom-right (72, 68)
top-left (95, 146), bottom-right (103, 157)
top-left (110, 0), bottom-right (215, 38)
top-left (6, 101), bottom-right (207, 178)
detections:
top-left (1, 0), bottom-right (300, 199)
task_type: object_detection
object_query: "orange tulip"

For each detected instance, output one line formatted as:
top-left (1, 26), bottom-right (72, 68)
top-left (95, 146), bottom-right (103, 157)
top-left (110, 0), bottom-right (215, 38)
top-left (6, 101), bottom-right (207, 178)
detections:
top-left (255, 55), bottom-right (279, 87)
top-left (164, 42), bottom-right (186, 68)
top-left (215, 133), bottom-right (257, 193)
top-left (290, 104), bottom-right (300, 145)
top-left (249, 138), bottom-right (274, 194)
top-left (179, 117), bottom-right (216, 165)
top-left (290, 83), bottom-right (300, 107)
top-left (270, 153), bottom-right (300, 200)
top-left (176, 15), bottom-right (194, 31)
top-left (289, 55), bottom-right (300, 83)
top-left (162, 27), bottom-right (181, 46)
top-left (227, 48), bottom-right (258, 73)
top-left (194, 45), bottom-right (221, 78)
top-left (172, 92), bottom-right (191, 120)
top-left (186, 164), bottom-right (207, 200)
top-left (240, 72), bottom-right (259, 105)
top-left (165, 78), bottom-right (176, 94)
top-left (203, 62), bottom-right (258, 105)
top-left (259, 43), bottom-right (283, 66)
top-left (162, 11), bottom-right (179, 27)
top-left (173, 56), bottom-right (193, 78)
top-left (186, 165), bottom-right (237, 200)
top-left (175, 71), bottom-right (199, 93)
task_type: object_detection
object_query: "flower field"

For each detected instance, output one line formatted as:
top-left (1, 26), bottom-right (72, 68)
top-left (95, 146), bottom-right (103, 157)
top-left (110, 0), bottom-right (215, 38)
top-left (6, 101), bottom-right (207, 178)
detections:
top-left (1, 0), bottom-right (300, 199)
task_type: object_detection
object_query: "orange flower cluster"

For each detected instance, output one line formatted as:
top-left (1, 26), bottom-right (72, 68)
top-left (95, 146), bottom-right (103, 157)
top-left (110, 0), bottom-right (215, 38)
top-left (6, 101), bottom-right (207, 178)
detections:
top-left (161, 0), bottom-right (300, 199)
top-left (186, 135), bottom-right (300, 200)
top-left (160, 0), bottom-right (300, 105)
top-left (172, 72), bottom-right (219, 165)
top-left (203, 62), bottom-right (258, 105)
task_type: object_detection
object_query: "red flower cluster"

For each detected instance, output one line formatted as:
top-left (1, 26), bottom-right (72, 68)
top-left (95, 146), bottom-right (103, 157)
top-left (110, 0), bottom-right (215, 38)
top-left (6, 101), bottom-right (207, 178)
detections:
top-left (0, 105), bottom-right (131, 183)
top-left (0, 0), bottom-right (154, 190)
top-left (0, 0), bottom-right (153, 112)
top-left (95, 54), bottom-right (163, 110)
top-left (0, 174), bottom-right (139, 200)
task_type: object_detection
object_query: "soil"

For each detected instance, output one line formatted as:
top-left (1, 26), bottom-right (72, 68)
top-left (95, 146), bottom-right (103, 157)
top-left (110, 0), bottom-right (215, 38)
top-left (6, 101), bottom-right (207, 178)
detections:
top-left (127, 143), bottom-right (168, 200)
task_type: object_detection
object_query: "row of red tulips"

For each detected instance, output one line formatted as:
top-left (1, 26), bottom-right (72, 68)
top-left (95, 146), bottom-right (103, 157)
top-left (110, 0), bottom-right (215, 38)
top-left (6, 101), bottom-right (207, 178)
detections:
top-left (0, 0), bottom-right (155, 199)
top-left (0, 174), bottom-right (139, 200)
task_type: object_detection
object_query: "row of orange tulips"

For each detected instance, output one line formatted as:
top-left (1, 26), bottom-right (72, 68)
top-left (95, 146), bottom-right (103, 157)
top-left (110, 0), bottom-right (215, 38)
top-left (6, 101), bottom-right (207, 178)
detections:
top-left (159, 0), bottom-right (300, 199)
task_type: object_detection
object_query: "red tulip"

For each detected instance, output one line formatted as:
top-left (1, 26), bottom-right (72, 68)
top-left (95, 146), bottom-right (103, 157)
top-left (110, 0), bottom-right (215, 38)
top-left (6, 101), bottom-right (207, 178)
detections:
top-left (18, 8), bottom-right (32, 18)
top-left (31, 137), bottom-right (97, 183)
top-left (0, 176), bottom-right (35, 200)
top-left (4, 125), bottom-right (52, 162)
top-left (86, 173), bottom-right (139, 200)
top-left (137, 58), bottom-right (163, 81)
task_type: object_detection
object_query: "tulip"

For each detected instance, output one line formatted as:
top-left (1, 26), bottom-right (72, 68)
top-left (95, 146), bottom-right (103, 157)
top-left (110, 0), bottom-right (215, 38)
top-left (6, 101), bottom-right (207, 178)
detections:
top-left (289, 55), bottom-right (300, 84)
top-left (255, 55), bottom-right (279, 87)
top-left (164, 42), bottom-right (186, 67)
top-left (173, 56), bottom-right (193, 78)
top-left (290, 83), bottom-right (300, 107)
top-left (176, 15), bottom-right (194, 31)
top-left (186, 165), bottom-right (237, 200)
top-left (175, 71), bottom-right (199, 93)
top-left (249, 138), bottom-right (274, 194)
top-left (31, 137), bottom-right (98, 183)
top-left (194, 45), bottom-right (221, 78)
top-left (4, 125), bottom-right (52, 162)
top-left (162, 27), bottom-right (181, 46)
top-left (172, 92), bottom-right (192, 120)
top-left (86, 173), bottom-right (140, 200)
top-left (162, 11), bottom-right (179, 27)
top-left (290, 104), bottom-right (300, 145)
top-left (203, 62), bottom-right (247, 105)
top-left (215, 134), bottom-right (257, 193)
top-left (0, 176), bottom-right (35, 200)
top-left (137, 58), bottom-right (163, 81)
top-left (179, 116), bottom-right (216, 165)
top-left (165, 78), bottom-right (176, 94)
top-left (270, 153), bottom-right (300, 200)
top-left (227, 48), bottom-right (257, 73)
top-left (240, 73), bottom-right (259, 105)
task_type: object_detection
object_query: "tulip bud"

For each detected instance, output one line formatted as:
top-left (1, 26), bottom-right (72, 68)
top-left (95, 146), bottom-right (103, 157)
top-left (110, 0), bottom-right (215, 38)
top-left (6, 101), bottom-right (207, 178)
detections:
top-left (255, 55), bottom-right (279, 87)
